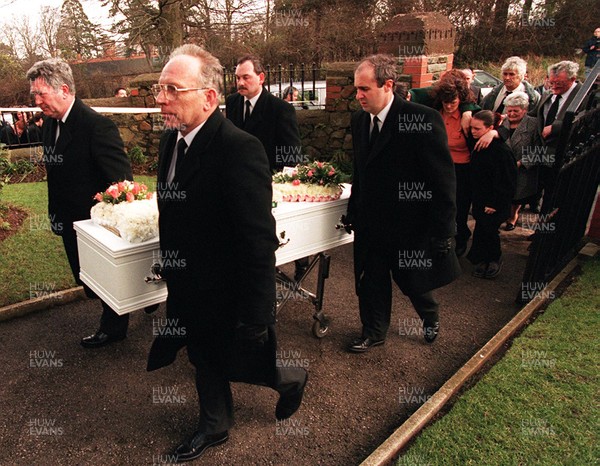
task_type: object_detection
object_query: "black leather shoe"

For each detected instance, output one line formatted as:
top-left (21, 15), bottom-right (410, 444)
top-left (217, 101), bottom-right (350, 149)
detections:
top-left (423, 319), bottom-right (440, 343)
top-left (348, 337), bottom-right (385, 353)
top-left (80, 331), bottom-right (125, 348)
top-left (276, 370), bottom-right (308, 420)
top-left (485, 259), bottom-right (503, 279)
top-left (174, 430), bottom-right (228, 463)
top-left (472, 262), bottom-right (488, 278)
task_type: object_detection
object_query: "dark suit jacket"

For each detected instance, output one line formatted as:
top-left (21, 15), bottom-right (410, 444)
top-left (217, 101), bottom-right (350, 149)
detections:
top-left (42, 98), bottom-right (132, 235)
top-left (535, 83), bottom-right (582, 153)
top-left (481, 81), bottom-right (541, 114)
top-left (148, 109), bottom-right (279, 375)
top-left (225, 88), bottom-right (301, 172)
top-left (157, 109), bottom-right (278, 324)
top-left (347, 94), bottom-right (461, 295)
top-left (470, 84), bottom-right (482, 105)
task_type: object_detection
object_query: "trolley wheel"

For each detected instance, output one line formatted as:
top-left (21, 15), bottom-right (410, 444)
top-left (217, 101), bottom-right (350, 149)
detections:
top-left (312, 319), bottom-right (329, 338)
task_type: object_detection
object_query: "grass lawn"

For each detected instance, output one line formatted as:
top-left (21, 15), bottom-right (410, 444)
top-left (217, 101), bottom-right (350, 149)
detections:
top-left (0, 175), bottom-right (156, 307)
top-left (398, 255), bottom-right (599, 465)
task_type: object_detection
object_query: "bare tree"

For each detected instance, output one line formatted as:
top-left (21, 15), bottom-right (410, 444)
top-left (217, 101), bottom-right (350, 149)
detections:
top-left (10, 17), bottom-right (44, 63)
top-left (39, 6), bottom-right (61, 58)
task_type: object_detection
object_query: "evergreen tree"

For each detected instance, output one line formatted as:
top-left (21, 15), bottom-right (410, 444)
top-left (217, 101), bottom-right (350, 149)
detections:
top-left (57, 0), bottom-right (108, 60)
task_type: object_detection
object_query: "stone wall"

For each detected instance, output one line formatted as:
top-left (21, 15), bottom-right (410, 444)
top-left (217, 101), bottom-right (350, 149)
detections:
top-left (83, 73), bottom-right (161, 159)
top-left (296, 62), bottom-right (358, 163)
top-left (82, 70), bottom-right (357, 165)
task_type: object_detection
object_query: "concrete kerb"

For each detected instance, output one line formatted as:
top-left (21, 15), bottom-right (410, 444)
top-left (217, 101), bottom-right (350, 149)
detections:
top-left (0, 287), bottom-right (86, 322)
top-left (361, 242), bottom-right (600, 466)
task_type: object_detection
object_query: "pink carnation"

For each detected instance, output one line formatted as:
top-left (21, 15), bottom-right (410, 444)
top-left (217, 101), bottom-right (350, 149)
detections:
top-left (328, 168), bottom-right (335, 176)
top-left (107, 186), bottom-right (120, 199)
top-left (126, 192), bottom-right (135, 202)
top-left (94, 193), bottom-right (103, 202)
top-left (307, 170), bottom-right (314, 177)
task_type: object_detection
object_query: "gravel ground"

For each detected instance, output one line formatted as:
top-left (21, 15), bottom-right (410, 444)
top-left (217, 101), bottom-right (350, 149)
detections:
top-left (0, 221), bottom-right (532, 466)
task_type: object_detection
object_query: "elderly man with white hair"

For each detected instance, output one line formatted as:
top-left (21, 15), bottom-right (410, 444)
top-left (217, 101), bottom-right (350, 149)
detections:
top-left (532, 60), bottom-right (582, 212)
top-left (498, 91), bottom-right (542, 230)
top-left (481, 56), bottom-right (540, 114)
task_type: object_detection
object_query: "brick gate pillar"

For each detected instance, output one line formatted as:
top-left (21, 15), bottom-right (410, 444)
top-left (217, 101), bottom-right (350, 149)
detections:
top-left (378, 12), bottom-right (455, 88)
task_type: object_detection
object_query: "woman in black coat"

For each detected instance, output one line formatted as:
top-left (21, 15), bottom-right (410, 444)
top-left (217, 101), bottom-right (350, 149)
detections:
top-left (467, 110), bottom-right (517, 279)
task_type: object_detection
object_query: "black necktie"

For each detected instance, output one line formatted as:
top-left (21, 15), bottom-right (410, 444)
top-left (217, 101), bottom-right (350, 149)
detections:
top-left (369, 116), bottom-right (380, 150)
top-left (55, 120), bottom-right (63, 144)
top-left (545, 94), bottom-right (561, 126)
top-left (244, 100), bottom-right (251, 124)
top-left (497, 91), bottom-right (512, 114)
top-left (175, 138), bottom-right (187, 176)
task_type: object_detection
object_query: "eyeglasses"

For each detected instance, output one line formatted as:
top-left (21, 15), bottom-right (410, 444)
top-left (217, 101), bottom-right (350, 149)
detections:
top-left (151, 84), bottom-right (208, 101)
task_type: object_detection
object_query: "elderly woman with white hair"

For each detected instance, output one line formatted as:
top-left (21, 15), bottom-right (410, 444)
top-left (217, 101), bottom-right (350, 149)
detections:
top-left (498, 91), bottom-right (542, 230)
top-left (481, 56), bottom-right (540, 115)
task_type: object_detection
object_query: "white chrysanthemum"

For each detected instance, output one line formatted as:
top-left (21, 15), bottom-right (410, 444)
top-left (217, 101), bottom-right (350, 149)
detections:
top-left (90, 196), bottom-right (159, 243)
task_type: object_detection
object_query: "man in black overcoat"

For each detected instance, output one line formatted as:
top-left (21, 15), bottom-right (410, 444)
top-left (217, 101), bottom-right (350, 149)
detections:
top-left (147, 45), bottom-right (307, 463)
top-left (225, 55), bottom-right (302, 173)
top-left (26, 58), bottom-right (132, 348)
top-left (534, 60), bottom-right (582, 213)
top-left (345, 55), bottom-right (461, 353)
top-left (225, 55), bottom-right (308, 280)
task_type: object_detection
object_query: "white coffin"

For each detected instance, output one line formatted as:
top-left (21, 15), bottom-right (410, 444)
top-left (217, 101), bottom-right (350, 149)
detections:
top-left (273, 183), bottom-right (353, 266)
top-left (73, 220), bottom-right (167, 315)
top-left (74, 184), bottom-right (353, 314)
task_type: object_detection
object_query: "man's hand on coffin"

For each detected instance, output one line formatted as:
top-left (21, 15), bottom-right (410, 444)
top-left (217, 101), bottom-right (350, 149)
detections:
top-left (339, 215), bottom-right (353, 234)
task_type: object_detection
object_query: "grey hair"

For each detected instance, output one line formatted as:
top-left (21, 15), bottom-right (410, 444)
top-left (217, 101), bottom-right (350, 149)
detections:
top-left (501, 56), bottom-right (527, 79)
top-left (548, 60), bottom-right (579, 79)
top-left (356, 54), bottom-right (398, 87)
top-left (503, 91), bottom-right (530, 109)
top-left (26, 58), bottom-right (76, 94)
top-left (169, 44), bottom-right (224, 95)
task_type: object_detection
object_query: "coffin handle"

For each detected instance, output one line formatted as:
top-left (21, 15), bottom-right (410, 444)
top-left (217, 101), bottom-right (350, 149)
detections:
top-left (335, 215), bottom-right (353, 234)
top-left (145, 262), bottom-right (164, 284)
top-left (278, 230), bottom-right (290, 248)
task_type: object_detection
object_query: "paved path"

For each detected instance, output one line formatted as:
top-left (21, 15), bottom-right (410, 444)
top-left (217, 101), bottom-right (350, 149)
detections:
top-left (0, 225), bottom-right (532, 465)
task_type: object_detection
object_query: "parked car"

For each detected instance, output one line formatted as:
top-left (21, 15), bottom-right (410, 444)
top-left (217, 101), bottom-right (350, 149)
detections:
top-left (473, 70), bottom-right (502, 97)
top-left (268, 81), bottom-right (326, 109)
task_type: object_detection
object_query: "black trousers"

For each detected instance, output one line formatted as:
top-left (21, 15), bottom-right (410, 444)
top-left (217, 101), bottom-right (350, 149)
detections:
top-left (357, 249), bottom-right (439, 341)
top-left (467, 209), bottom-right (504, 264)
top-left (61, 226), bottom-right (128, 337)
top-left (455, 163), bottom-right (472, 247)
top-left (177, 288), bottom-right (305, 434)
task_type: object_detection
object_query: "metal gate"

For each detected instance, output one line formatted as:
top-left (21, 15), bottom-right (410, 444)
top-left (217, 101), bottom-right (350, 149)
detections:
top-left (519, 62), bottom-right (600, 302)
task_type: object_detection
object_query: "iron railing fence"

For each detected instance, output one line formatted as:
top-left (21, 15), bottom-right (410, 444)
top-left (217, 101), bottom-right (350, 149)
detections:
top-left (519, 61), bottom-right (600, 302)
